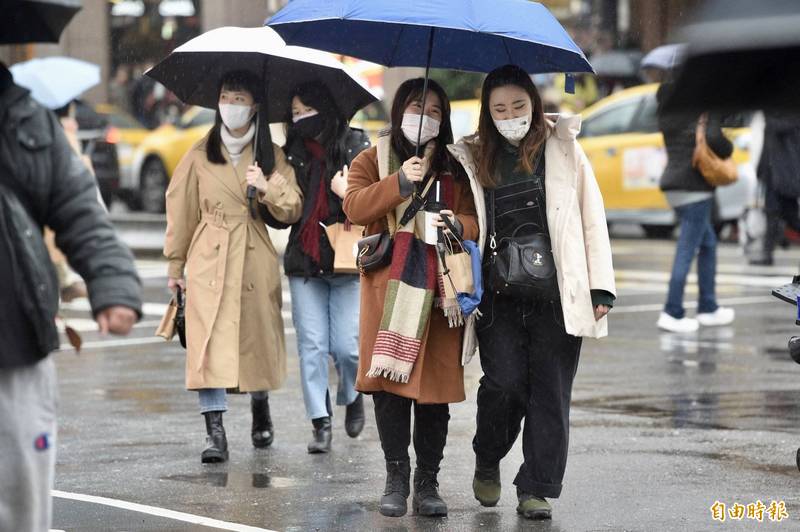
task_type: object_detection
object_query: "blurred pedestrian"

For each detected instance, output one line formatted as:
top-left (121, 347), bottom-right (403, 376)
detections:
top-left (0, 61), bottom-right (142, 532)
top-left (656, 81), bottom-right (735, 332)
top-left (282, 81), bottom-right (371, 454)
top-left (749, 112), bottom-right (800, 266)
top-left (343, 78), bottom-right (478, 518)
top-left (449, 64), bottom-right (616, 520)
top-left (163, 70), bottom-right (302, 463)
top-left (109, 65), bottom-right (132, 115)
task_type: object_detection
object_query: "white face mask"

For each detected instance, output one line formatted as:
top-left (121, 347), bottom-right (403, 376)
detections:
top-left (401, 113), bottom-right (440, 146)
top-left (493, 113), bottom-right (532, 144)
top-left (219, 103), bottom-right (255, 130)
top-left (292, 110), bottom-right (319, 123)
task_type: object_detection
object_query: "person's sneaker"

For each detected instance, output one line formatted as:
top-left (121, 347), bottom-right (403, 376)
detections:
top-left (516, 492), bottom-right (552, 520)
top-left (657, 312), bottom-right (699, 333)
top-left (472, 465), bottom-right (501, 507)
top-left (696, 307), bottom-right (735, 327)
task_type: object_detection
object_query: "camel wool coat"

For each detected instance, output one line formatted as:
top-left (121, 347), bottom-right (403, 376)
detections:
top-left (343, 141), bottom-right (478, 404)
top-left (164, 134), bottom-right (302, 391)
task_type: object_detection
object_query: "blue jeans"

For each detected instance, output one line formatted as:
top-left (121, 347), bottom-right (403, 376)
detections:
top-left (289, 275), bottom-right (360, 420)
top-left (198, 389), bottom-right (267, 414)
top-left (664, 198), bottom-right (719, 319)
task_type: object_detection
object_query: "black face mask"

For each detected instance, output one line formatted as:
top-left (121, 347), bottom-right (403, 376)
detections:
top-left (293, 113), bottom-right (325, 139)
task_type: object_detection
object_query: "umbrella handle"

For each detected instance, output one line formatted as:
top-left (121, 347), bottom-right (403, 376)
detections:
top-left (415, 27), bottom-right (436, 158)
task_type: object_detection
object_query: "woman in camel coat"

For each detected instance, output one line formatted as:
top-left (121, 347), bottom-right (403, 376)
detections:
top-left (164, 71), bottom-right (302, 463)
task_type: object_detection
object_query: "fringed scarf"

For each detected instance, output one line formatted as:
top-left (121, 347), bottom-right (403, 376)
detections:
top-left (367, 136), bottom-right (462, 383)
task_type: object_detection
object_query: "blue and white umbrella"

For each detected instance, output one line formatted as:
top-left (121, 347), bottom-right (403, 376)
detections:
top-left (640, 44), bottom-right (686, 71)
top-left (10, 56), bottom-right (100, 109)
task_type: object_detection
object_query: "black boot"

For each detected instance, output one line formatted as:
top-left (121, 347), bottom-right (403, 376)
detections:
top-left (251, 395), bottom-right (274, 448)
top-left (412, 467), bottom-right (447, 517)
top-left (307, 416), bottom-right (332, 454)
top-left (201, 411), bottom-right (228, 463)
top-left (344, 393), bottom-right (365, 438)
top-left (379, 460), bottom-right (410, 517)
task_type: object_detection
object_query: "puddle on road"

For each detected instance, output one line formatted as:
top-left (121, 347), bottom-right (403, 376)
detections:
top-left (630, 448), bottom-right (798, 477)
top-left (162, 472), bottom-right (304, 489)
top-left (574, 390), bottom-right (800, 432)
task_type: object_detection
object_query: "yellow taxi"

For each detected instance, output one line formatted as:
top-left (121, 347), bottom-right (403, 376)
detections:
top-left (94, 104), bottom-right (150, 198)
top-left (579, 83), bottom-right (753, 237)
top-left (125, 106), bottom-right (216, 212)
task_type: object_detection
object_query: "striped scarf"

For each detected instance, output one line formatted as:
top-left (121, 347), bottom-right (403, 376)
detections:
top-left (367, 138), bottom-right (457, 383)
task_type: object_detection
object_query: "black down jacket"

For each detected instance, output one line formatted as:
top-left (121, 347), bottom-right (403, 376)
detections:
top-left (0, 79), bottom-right (142, 368)
top-left (283, 127), bottom-right (370, 277)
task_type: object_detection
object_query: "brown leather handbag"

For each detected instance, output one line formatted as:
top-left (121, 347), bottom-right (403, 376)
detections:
top-left (692, 113), bottom-right (738, 187)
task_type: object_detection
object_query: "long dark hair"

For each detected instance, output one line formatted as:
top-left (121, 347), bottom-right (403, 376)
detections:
top-left (476, 64), bottom-right (548, 188)
top-left (285, 81), bottom-right (349, 170)
top-left (390, 78), bottom-right (455, 177)
top-left (206, 70), bottom-right (268, 166)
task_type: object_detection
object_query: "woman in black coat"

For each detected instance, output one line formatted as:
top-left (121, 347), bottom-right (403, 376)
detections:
top-left (282, 81), bottom-right (370, 454)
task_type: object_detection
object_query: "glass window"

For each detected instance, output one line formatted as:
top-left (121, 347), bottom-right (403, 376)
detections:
top-left (181, 108), bottom-right (216, 129)
top-left (580, 98), bottom-right (641, 138)
top-left (630, 94), bottom-right (660, 134)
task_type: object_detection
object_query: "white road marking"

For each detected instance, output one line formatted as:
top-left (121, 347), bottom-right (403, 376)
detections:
top-left (52, 490), bottom-right (273, 532)
top-left (613, 295), bottom-right (776, 314)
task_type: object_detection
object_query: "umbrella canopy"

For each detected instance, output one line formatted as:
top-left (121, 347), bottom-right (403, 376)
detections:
top-left (266, 0), bottom-right (593, 75)
top-left (0, 0), bottom-right (82, 44)
top-left (591, 50), bottom-right (643, 78)
top-left (10, 56), bottom-right (100, 109)
top-left (663, 0), bottom-right (800, 112)
top-left (640, 44), bottom-right (685, 71)
top-left (146, 26), bottom-right (377, 122)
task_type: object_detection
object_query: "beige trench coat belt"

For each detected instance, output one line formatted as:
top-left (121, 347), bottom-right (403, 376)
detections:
top-left (201, 208), bottom-right (249, 228)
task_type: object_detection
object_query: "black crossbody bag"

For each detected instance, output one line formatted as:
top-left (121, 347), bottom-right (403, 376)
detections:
top-left (487, 153), bottom-right (558, 300)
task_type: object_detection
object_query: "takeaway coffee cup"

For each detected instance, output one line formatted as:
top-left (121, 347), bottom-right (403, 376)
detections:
top-left (424, 200), bottom-right (446, 245)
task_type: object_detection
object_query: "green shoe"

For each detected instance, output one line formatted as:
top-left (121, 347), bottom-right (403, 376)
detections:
top-left (472, 467), bottom-right (501, 507)
top-left (516, 493), bottom-right (552, 520)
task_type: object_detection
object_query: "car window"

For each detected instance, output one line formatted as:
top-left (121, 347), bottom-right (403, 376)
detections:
top-left (181, 109), bottom-right (216, 129)
top-left (104, 111), bottom-right (144, 130)
top-left (630, 94), bottom-right (660, 134)
top-left (581, 98), bottom-right (641, 138)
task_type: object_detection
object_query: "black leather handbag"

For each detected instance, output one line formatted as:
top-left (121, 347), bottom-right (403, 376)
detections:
top-left (175, 285), bottom-right (186, 348)
top-left (488, 187), bottom-right (558, 300)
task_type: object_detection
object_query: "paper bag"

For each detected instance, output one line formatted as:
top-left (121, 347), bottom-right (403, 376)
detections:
top-left (155, 299), bottom-right (178, 340)
top-left (324, 221), bottom-right (364, 274)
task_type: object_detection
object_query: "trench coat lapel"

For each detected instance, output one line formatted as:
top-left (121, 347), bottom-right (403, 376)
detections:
top-left (233, 143), bottom-right (255, 197)
top-left (210, 146), bottom-right (248, 202)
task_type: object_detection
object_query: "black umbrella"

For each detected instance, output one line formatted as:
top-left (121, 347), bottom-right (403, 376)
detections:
top-left (663, 0), bottom-right (800, 113)
top-left (1, 0), bottom-right (82, 44)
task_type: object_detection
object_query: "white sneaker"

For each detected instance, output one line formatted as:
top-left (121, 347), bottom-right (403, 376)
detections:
top-left (657, 312), bottom-right (699, 333)
top-left (696, 307), bottom-right (735, 327)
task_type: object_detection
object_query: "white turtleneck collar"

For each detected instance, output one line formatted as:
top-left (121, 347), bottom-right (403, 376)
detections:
top-left (220, 121), bottom-right (256, 166)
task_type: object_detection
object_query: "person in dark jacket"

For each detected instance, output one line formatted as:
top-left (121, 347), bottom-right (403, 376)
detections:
top-left (750, 113), bottom-right (800, 265)
top-left (282, 81), bottom-right (370, 454)
top-left (656, 82), bottom-right (735, 333)
top-left (0, 62), bottom-right (142, 532)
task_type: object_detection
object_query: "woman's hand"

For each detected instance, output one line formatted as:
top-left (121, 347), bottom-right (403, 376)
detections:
top-left (401, 156), bottom-right (427, 183)
top-left (168, 277), bottom-right (185, 294)
top-left (268, 171), bottom-right (287, 189)
top-left (246, 163), bottom-right (268, 193)
top-left (431, 209), bottom-right (457, 234)
top-left (594, 304), bottom-right (610, 321)
top-left (331, 165), bottom-right (348, 199)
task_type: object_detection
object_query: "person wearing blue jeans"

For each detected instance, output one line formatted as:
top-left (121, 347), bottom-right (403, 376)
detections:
top-left (282, 81), bottom-right (370, 453)
top-left (197, 389), bottom-right (272, 463)
top-left (656, 82), bottom-right (734, 333)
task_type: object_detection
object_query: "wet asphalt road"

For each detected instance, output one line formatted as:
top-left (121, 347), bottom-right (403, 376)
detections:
top-left (50, 233), bottom-right (800, 531)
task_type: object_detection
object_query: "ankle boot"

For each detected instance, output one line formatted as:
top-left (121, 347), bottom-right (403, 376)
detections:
top-left (379, 460), bottom-right (410, 517)
top-left (201, 411), bottom-right (228, 463)
top-left (344, 393), bottom-right (365, 438)
top-left (251, 395), bottom-right (274, 448)
top-left (412, 467), bottom-right (447, 517)
top-left (307, 416), bottom-right (332, 454)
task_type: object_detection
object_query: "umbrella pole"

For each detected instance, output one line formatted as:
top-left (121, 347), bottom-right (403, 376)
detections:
top-left (415, 27), bottom-right (436, 159)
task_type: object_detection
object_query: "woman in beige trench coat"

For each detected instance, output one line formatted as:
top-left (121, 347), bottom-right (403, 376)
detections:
top-left (164, 71), bottom-right (302, 463)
